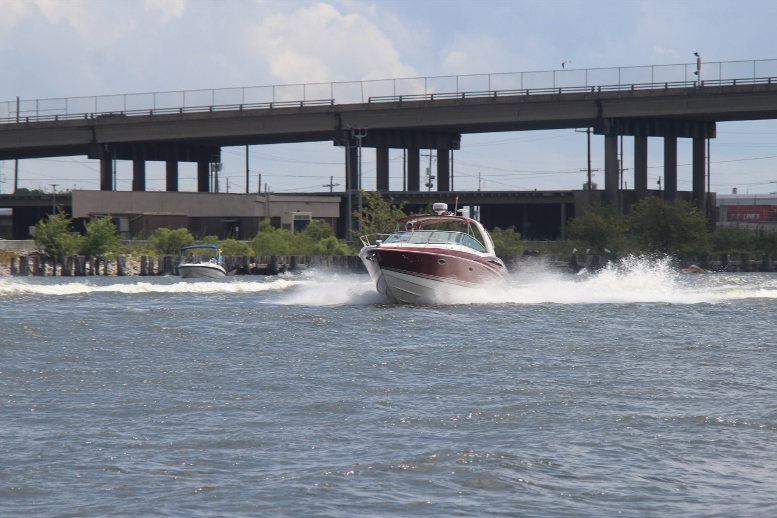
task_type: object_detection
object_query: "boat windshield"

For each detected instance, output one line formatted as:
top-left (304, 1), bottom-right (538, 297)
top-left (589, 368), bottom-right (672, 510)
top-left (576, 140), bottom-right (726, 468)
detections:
top-left (383, 229), bottom-right (487, 253)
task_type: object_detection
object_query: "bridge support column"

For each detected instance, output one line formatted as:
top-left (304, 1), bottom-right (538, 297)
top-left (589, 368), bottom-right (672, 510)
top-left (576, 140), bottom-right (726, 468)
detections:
top-left (634, 135), bottom-right (648, 201)
top-left (376, 147), bottom-right (389, 191)
top-left (197, 161), bottom-right (209, 192)
top-left (693, 137), bottom-right (706, 212)
top-left (407, 148), bottom-right (420, 191)
top-left (664, 136), bottom-right (678, 201)
top-left (437, 149), bottom-right (450, 191)
top-left (100, 154), bottom-right (113, 191)
top-left (604, 135), bottom-right (618, 205)
top-left (132, 160), bottom-right (146, 191)
top-left (166, 160), bottom-right (178, 192)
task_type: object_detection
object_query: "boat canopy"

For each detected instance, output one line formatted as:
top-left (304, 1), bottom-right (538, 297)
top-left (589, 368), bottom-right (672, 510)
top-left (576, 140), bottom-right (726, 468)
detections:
top-left (181, 244), bottom-right (219, 251)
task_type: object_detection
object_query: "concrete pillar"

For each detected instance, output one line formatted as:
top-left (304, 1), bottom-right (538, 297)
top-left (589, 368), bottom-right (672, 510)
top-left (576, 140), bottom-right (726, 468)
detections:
top-left (692, 137), bottom-right (706, 212)
top-left (376, 147), bottom-right (389, 191)
top-left (604, 134), bottom-right (618, 205)
top-left (197, 161), bottom-right (209, 192)
top-left (664, 136), bottom-right (678, 201)
top-left (100, 155), bottom-right (113, 191)
top-left (166, 160), bottom-right (178, 192)
top-left (132, 160), bottom-right (146, 191)
top-left (407, 148), bottom-right (420, 191)
top-left (436, 149), bottom-right (450, 191)
top-left (634, 135), bottom-right (648, 201)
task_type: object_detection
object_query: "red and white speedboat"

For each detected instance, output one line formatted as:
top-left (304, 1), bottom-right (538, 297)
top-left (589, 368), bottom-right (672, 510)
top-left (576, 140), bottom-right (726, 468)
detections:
top-left (358, 203), bottom-right (510, 303)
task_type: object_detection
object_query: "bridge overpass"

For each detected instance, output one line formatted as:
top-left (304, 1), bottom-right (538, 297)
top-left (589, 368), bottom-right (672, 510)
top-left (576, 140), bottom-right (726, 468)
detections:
top-left (2, 59), bottom-right (777, 210)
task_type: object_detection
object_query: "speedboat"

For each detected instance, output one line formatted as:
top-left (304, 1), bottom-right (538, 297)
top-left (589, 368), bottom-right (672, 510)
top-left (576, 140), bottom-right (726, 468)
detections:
top-left (178, 244), bottom-right (227, 279)
top-left (358, 203), bottom-right (509, 303)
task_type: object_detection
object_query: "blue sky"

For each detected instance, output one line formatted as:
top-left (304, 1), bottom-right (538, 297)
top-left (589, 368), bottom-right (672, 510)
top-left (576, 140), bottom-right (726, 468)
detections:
top-left (2, 0), bottom-right (777, 195)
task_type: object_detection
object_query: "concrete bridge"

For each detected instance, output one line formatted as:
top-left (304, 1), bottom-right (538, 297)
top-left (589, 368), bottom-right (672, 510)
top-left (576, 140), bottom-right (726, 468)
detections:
top-left (3, 59), bottom-right (777, 210)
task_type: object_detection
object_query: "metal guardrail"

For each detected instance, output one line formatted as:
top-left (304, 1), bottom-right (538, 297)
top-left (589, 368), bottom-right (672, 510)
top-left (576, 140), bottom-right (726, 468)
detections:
top-left (2, 58), bottom-right (777, 124)
top-left (0, 99), bottom-right (335, 124)
top-left (367, 76), bottom-right (777, 103)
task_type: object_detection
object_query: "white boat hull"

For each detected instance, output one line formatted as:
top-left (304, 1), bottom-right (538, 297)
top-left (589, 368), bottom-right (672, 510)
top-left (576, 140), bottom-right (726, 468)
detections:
top-left (360, 248), bottom-right (507, 304)
top-left (178, 263), bottom-right (227, 279)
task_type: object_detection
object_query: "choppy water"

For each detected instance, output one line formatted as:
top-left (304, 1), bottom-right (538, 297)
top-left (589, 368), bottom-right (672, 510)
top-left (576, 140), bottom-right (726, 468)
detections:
top-left (2, 259), bottom-right (777, 517)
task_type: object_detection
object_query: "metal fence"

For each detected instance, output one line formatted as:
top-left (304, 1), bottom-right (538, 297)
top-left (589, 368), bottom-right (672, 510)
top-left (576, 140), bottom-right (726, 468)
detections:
top-left (3, 59), bottom-right (777, 123)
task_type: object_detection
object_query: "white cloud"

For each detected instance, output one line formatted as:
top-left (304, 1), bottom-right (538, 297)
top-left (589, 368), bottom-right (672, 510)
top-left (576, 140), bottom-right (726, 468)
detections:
top-left (144, 0), bottom-right (186, 22)
top-left (0, 0), bottom-right (29, 30)
top-left (250, 2), bottom-right (417, 84)
top-left (441, 35), bottom-right (515, 75)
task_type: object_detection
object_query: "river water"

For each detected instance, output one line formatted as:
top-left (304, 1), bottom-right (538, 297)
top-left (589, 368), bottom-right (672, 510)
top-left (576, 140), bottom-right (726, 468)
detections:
top-left (2, 258), bottom-right (777, 517)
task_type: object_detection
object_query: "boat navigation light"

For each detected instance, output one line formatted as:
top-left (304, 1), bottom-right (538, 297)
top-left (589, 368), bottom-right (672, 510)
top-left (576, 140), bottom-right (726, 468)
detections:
top-left (433, 203), bottom-right (448, 214)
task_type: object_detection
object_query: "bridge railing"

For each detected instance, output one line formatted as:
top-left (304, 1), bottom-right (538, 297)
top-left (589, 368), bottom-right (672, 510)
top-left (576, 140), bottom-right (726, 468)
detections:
top-left (2, 58), bottom-right (777, 124)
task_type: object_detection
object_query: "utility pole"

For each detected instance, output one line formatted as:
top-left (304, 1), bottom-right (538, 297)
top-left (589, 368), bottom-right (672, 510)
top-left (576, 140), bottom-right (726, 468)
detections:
top-left (575, 128), bottom-right (593, 190)
top-left (352, 128), bottom-right (367, 232)
top-left (246, 145), bottom-right (250, 194)
top-left (14, 96), bottom-right (19, 193)
top-left (403, 149), bottom-right (406, 191)
top-left (50, 184), bottom-right (58, 214)
top-left (342, 138), bottom-right (354, 243)
top-left (422, 151), bottom-right (435, 191)
top-left (451, 150), bottom-right (455, 191)
top-left (323, 176), bottom-right (340, 192)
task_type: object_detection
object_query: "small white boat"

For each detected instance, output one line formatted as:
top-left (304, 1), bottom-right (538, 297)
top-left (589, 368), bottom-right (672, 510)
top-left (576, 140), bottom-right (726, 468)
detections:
top-left (358, 203), bottom-right (509, 303)
top-left (178, 244), bottom-right (227, 279)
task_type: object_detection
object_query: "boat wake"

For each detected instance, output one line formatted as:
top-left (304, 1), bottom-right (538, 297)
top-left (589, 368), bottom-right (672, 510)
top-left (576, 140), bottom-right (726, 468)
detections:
top-left (499, 256), bottom-right (777, 305)
top-left (0, 275), bottom-right (301, 296)
top-left (1, 257), bottom-right (776, 305)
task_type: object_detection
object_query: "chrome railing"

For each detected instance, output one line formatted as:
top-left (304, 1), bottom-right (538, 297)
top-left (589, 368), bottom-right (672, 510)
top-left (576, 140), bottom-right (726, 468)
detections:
top-left (2, 58), bottom-right (777, 124)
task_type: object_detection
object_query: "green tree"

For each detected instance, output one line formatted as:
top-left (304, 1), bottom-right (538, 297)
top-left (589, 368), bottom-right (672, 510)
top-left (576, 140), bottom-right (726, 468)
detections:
top-left (567, 203), bottom-right (628, 254)
top-left (354, 191), bottom-right (407, 238)
top-left (148, 228), bottom-right (194, 255)
top-left (490, 226), bottom-right (525, 258)
top-left (79, 216), bottom-right (121, 256)
top-left (199, 235), bottom-right (219, 245)
top-left (251, 219), bottom-right (296, 255)
top-left (709, 227), bottom-right (754, 254)
top-left (753, 228), bottom-right (777, 255)
top-left (219, 238), bottom-right (252, 256)
top-left (627, 198), bottom-right (709, 255)
top-left (295, 219), bottom-right (352, 255)
top-left (31, 208), bottom-right (83, 257)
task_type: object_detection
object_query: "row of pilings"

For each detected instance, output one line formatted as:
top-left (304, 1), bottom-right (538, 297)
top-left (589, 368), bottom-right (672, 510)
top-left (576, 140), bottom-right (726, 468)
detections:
top-left (12, 255), bottom-right (122, 276)
top-left (10, 255), bottom-right (367, 276)
top-left (9, 253), bottom-right (777, 277)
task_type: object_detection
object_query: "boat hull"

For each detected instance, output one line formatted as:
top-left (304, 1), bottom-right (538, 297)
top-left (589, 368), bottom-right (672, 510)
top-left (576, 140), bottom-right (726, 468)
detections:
top-left (178, 263), bottom-right (227, 279)
top-left (359, 246), bottom-right (508, 304)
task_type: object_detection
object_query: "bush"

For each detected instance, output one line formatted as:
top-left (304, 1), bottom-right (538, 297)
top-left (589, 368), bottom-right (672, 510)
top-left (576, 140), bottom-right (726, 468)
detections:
top-left (567, 203), bottom-right (628, 255)
top-left (354, 190), bottom-right (407, 237)
top-left (79, 216), bottom-right (121, 256)
top-left (148, 228), bottom-right (194, 255)
top-left (490, 226), bottom-right (525, 258)
top-left (219, 238), bottom-right (252, 256)
top-left (627, 198), bottom-right (709, 255)
top-left (31, 209), bottom-right (83, 257)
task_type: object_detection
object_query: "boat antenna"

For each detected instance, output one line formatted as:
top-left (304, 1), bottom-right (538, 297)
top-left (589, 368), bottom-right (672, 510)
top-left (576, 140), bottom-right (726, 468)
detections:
top-left (454, 195), bottom-right (459, 215)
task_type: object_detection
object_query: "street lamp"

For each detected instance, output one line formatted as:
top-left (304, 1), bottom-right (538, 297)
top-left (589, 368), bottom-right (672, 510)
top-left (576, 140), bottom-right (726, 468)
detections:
top-left (694, 52), bottom-right (701, 87)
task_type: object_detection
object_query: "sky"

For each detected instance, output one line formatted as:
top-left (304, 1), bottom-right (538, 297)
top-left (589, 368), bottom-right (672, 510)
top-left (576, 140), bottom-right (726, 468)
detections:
top-left (2, 0), bottom-right (777, 196)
